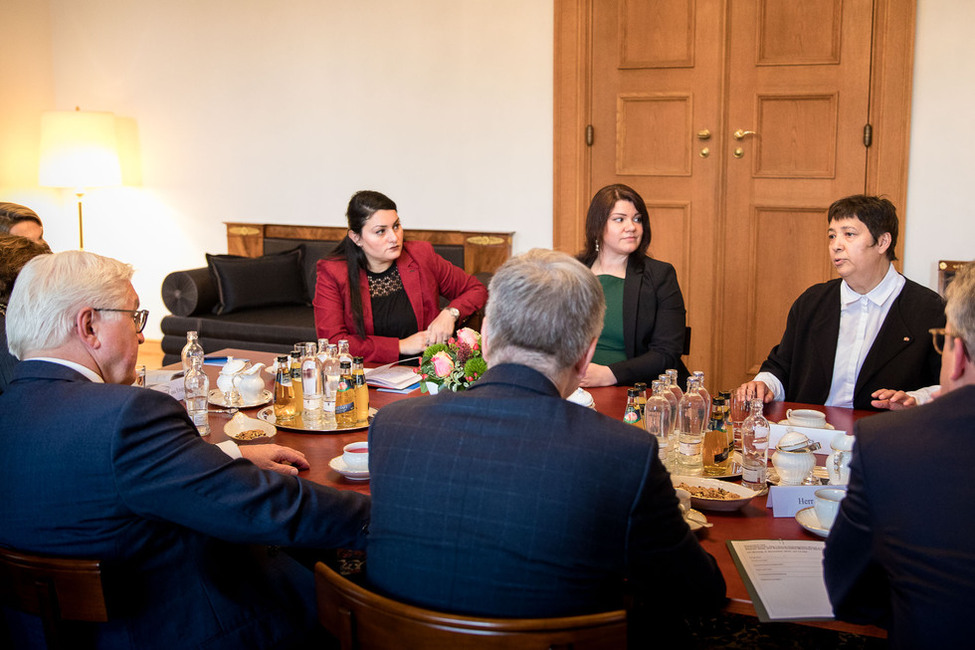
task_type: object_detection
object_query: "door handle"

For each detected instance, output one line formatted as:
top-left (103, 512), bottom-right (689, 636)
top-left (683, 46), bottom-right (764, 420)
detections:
top-left (734, 129), bottom-right (757, 140)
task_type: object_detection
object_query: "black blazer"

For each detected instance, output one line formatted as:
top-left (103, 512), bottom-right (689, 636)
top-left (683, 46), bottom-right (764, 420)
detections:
top-left (606, 255), bottom-right (690, 387)
top-left (759, 277), bottom-right (944, 410)
top-left (824, 385), bottom-right (975, 648)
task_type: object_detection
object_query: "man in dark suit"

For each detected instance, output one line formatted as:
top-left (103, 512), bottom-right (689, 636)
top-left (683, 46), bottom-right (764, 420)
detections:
top-left (367, 249), bottom-right (726, 643)
top-left (736, 195), bottom-right (944, 410)
top-left (0, 250), bottom-right (370, 649)
top-left (824, 262), bottom-right (975, 648)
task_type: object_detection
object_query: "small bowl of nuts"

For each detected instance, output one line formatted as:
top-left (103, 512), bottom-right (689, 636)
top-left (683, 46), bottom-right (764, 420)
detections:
top-left (671, 476), bottom-right (761, 512)
top-left (224, 412), bottom-right (276, 443)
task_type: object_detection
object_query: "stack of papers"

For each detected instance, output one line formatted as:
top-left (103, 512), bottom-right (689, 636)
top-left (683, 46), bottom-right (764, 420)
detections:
top-left (727, 539), bottom-right (834, 621)
top-left (364, 365), bottom-right (421, 390)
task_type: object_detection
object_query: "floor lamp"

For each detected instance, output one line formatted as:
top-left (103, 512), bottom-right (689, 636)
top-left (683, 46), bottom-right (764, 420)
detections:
top-left (39, 108), bottom-right (122, 250)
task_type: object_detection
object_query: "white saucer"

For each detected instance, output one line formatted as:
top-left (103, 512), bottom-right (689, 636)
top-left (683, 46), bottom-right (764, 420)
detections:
top-left (778, 419), bottom-right (834, 430)
top-left (329, 455), bottom-right (370, 481)
top-left (208, 388), bottom-right (273, 408)
top-left (685, 508), bottom-right (709, 533)
top-left (795, 506), bottom-right (829, 537)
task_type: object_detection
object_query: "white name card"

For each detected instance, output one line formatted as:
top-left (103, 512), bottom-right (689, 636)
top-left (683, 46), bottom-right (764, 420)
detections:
top-left (766, 485), bottom-right (821, 517)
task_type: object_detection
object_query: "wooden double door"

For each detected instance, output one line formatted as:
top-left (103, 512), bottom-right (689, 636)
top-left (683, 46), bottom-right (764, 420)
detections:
top-left (554, 0), bottom-right (916, 391)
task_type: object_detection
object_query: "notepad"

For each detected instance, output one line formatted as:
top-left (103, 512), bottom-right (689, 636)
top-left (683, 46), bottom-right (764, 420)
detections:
top-left (727, 539), bottom-right (835, 622)
top-left (364, 365), bottom-right (422, 390)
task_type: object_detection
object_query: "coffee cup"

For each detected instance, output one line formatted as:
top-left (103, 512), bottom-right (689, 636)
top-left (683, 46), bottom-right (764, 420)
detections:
top-left (813, 487), bottom-right (846, 529)
top-left (342, 442), bottom-right (369, 471)
top-left (786, 408), bottom-right (827, 428)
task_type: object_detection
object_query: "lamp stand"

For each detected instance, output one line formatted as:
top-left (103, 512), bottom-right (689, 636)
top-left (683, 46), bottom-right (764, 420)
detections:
top-left (75, 191), bottom-right (85, 250)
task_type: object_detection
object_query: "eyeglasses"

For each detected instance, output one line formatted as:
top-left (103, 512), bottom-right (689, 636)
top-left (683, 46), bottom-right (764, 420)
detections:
top-left (95, 308), bottom-right (149, 333)
top-left (930, 327), bottom-right (959, 356)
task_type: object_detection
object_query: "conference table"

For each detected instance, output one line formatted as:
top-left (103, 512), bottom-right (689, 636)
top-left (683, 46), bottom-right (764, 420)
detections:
top-left (190, 349), bottom-right (885, 638)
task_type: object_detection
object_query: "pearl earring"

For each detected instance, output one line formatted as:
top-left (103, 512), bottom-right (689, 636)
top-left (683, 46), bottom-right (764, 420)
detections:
top-left (595, 240), bottom-right (600, 253)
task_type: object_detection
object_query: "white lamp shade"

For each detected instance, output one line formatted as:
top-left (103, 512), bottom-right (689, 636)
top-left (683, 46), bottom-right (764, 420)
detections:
top-left (39, 110), bottom-right (122, 189)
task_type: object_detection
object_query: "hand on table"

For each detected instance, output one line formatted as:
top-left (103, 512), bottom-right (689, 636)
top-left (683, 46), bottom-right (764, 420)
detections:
top-left (425, 310), bottom-right (457, 346)
top-left (240, 444), bottom-right (310, 476)
top-left (399, 331), bottom-right (430, 356)
top-left (870, 388), bottom-right (920, 411)
top-left (735, 381), bottom-right (774, 404)
top-left (579, 363), bottom-right (617, 388)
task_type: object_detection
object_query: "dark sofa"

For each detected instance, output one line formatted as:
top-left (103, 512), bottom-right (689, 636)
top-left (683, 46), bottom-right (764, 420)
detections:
top-left (160, 226), bottom-right (511, 366)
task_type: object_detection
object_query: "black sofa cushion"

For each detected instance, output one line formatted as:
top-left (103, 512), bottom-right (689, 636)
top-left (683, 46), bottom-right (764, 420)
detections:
top-left (205, 249), bottom-right (307, 315)
top-left (161, 267), bottom-right (219, 317)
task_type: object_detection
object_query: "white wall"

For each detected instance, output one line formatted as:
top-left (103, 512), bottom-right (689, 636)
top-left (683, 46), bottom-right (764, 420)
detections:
top-left (903, 0), bottom-right (975, 287)
top-left (2, 1), bottom-right (971, 343)
top-left (11, 0), bottom-right (553, 340)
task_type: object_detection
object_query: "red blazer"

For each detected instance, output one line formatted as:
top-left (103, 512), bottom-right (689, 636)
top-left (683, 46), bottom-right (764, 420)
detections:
top-left (313, 240), bottom-right (487, 364)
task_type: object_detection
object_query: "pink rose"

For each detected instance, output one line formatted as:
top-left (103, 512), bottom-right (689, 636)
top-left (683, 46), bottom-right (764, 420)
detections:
top-left (456, 328), bottom-right (480, 348)
top-left (431, 351), bottom-right (455, 377)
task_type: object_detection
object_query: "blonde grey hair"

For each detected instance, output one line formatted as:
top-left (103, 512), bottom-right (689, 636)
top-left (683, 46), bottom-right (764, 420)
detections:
top-left (6, 251), bottom-right (134, 359)
top-left (485, 249), bottom-right (605, 375)
top-left (946, 261), bottom-right (975, 355)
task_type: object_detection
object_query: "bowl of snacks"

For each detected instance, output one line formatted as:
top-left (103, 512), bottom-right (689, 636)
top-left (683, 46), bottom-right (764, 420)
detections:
top-left (224, 412), bottom-right (276, 443)
top-left (671, 476), bottom-right (761, 512)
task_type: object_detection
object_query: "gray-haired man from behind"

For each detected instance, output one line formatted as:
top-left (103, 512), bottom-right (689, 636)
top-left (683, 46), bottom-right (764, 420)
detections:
top-left (0, 250), bottom-right (369, 650)
top-left (366, 248), bottom-right (726, 647)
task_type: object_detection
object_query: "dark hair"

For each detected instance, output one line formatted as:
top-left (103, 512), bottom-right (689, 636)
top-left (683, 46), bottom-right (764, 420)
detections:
top-left (0, 234), bottom-right (52, 304)
top-left (827, 195), bottom-right (899, 262)
top-left (329, 191), bottom-right (398, 337)
top-left (0, 202), bottom-right (43, 235)
top-left (577, 184), bottom-right (652, 267)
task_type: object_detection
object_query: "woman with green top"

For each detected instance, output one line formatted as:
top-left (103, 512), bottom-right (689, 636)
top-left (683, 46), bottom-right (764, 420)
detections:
top-left (577, 184), bottom-right (689, 388)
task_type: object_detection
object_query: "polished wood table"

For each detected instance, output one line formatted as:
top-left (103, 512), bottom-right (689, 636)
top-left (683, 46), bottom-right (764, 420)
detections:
top-left (190, 350), bottom-right (884, 637)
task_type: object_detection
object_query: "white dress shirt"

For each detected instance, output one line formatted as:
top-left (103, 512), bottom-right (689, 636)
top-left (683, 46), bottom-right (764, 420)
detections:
top-left (23, 357), bottom-right (241, 459)
top-left (755, 263), bottom-right (906, 407)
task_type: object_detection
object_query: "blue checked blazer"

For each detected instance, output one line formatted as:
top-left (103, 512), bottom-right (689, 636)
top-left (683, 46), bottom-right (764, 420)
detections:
top-left (366, 363), bottom-right (725, 619)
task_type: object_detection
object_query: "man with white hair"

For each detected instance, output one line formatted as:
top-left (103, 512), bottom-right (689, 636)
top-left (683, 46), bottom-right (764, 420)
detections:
top-left (366, 249), bottom-right (726, 644)
top-left (0, 251), bottom-right (369, 650)
top-left (824, 261), bottom-right (975, 648)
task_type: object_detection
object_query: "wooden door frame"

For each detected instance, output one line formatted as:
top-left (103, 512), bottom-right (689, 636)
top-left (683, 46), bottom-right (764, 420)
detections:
top-left (553, 0), bottom-right (917, 263)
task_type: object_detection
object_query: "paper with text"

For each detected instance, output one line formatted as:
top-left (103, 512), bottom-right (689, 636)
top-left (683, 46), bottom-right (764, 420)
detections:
top-left (727, 539), bottom-right (834, 621)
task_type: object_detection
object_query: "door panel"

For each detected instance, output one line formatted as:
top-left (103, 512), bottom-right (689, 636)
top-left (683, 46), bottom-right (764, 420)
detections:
top-left (591, 0), bottom-right (723, 376)
top-left (555, 0), bottom-right (914, 394)
top-left (720, 0), bottom-right (873, 388)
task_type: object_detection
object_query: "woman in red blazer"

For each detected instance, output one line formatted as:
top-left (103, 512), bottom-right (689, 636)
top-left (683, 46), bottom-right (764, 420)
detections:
top-left (314, 191), bottom-right (487, 365)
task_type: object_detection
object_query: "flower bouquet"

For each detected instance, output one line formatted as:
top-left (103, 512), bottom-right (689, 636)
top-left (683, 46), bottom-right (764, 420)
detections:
top-left (416, 327), bottom-right (487, 393)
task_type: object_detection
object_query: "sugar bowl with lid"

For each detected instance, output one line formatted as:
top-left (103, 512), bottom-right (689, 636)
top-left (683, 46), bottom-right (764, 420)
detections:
top-left (771, 430), bottom-right (821, 485)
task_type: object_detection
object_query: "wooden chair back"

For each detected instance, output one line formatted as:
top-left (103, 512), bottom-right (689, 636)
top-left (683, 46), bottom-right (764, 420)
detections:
top-left (315, 562), bottom-right (627, 650)
top-left (0, 546), bottom-right (108, 650)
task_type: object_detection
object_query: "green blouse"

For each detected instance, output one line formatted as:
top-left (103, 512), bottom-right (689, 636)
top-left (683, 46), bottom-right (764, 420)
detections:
top-left (592, 274), bottom-right (627, 365)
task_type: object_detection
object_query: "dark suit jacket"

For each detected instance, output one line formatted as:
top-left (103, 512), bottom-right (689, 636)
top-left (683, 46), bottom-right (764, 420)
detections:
top-left (0, 311), bottom-right (15, 395)
top-left (824, 385), bottom-right (975, 649)
top-left (0, 361), bottom-right (370, 650)
top-left (313, 240), bottom-right (487, 364)
top-left (606, 256), bottom-right (690, 387)
top-left (366, 363), bottom-right (725, 622)
top-left (759, 277), bottom-right (944, 409)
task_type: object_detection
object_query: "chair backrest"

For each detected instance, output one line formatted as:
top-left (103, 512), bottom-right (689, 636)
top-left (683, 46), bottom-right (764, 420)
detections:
top-left (0, 546), bottom-right (108, 650)
top-left (314, 562), bottom-right (627, 650)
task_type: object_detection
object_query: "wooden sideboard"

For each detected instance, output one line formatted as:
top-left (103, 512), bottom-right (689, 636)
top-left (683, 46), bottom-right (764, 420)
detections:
top-left (225, 223), bottom-right (513, 277)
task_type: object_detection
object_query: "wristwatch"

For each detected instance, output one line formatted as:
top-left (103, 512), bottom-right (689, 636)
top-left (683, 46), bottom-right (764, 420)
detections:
top-left (445, 307), bottom-right (460, 320)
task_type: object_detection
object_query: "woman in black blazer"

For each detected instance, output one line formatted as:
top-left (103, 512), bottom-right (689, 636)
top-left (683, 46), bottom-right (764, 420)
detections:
top-left (577, 184), bottom-right (690, 388)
